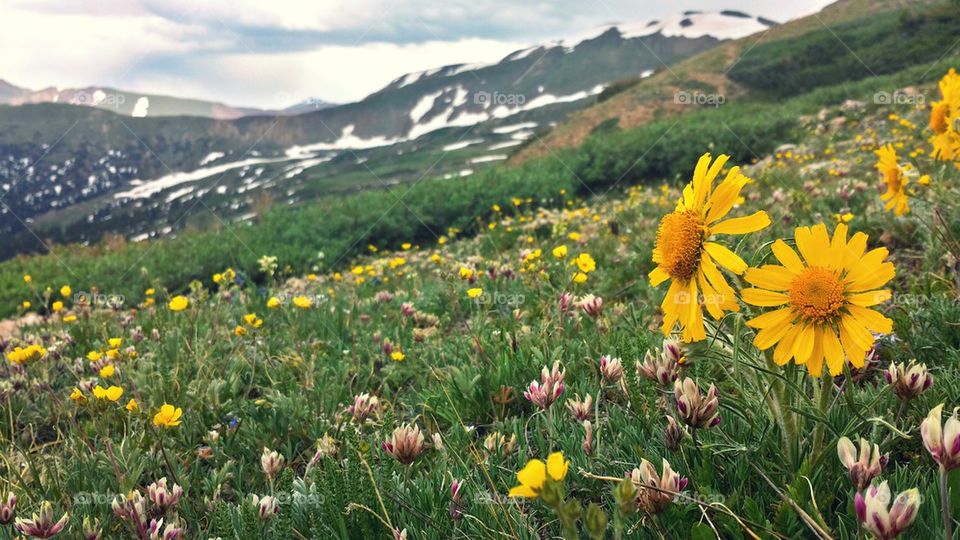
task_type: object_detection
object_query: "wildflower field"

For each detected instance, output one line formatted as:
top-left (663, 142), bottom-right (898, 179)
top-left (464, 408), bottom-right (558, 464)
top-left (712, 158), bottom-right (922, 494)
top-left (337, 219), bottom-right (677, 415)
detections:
top-left (4, 46), bottom-right (960, 540)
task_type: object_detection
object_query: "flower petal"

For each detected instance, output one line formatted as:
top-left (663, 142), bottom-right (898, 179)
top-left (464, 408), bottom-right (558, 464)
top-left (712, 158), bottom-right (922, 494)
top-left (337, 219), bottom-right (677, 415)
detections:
top-left (741, 288), bottom-right (790, 307)
top-left (546, 452), bottom-right (569, 481)
top-left (703, 242), bottom-right (748, 274)
top-left (710, 211), bottom-right (771, 235)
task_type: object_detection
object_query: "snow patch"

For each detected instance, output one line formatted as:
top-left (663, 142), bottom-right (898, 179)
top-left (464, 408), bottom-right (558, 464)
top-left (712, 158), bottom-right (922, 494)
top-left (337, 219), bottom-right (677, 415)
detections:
top-left (131, 97), bottom-right (149, 117)
top-left (442, 139), bottom-right (484, 152)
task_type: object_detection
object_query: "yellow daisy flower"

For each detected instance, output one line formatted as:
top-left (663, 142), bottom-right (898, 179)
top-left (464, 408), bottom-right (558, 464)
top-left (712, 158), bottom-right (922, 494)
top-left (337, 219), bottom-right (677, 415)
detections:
top-left (742, 223), bottom-right (895, 377)
top-left (649, 153), bottom-right (771, 342)
top-left (874, 144), bottom-right (909, 216)
top-left (930, 68), bottom-right (960, 161)
top-left (508, 451), bottom-right (569, 498)
top-left (168, 296), bottom-right (189, 311)
top-left (153, 404), bottom-right (183, 427)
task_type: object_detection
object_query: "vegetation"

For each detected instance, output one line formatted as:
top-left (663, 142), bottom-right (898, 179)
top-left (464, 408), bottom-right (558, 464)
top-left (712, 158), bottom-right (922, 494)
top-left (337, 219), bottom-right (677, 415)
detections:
top-left (2, 58), bottom-right (960, 538)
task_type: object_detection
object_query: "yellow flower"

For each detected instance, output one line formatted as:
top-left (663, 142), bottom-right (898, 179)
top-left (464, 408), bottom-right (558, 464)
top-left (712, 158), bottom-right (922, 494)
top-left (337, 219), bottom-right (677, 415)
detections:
top-left (267, 297), bottom-right (282, 309)
top-left (573, 253), bottom-right (596, 273)
top-left (244, 313), bottom-right (263, 328)
top-left (930, 69), bottom-right (960, 160)
top-left (459, 267), bottom-right (474, 280)
top-left (467, 288), bottom-right (483, 299)
top-left (293, 296), bottom-right (312, 309)
top-left (60, 285), bottom-right (72, 298)
top-left (234, 325), bottom-right (248, 337)
top-left (168, 296), bottom-right (189, 311)
top-left (649, 153), bottom-right (770, 342)
top-left (918, 174), bottom-right (931, 186)
top-left (70, 388), bottom-right (84, 402)
top-left (23, 274), bottom-right (32, 284)
top-left (153, 404), bottom-right (183, 427)
top-left (99, 364), bottom-right (115, 378)
top-left (874, 144), bottom-right (909, 216)
top-left (391, 351), bottom-right (405, 362)
top-left (6, 344), bottom-right (47, 365)
top-left (213, 273), bottom-right (223, 284)
top-left (742, 223), bottom-right (895, 377)
top-left (307, 273), bottom-right (317, 282)
top-left (552, 245), bottom-right (568, 259)
top-left (509, 451), bottom-right (570, 498)
top-left (125, 399), bottom-right (139, 412)
top-left (567, 232), bottom-right (581, 241)
top-left (63, 314), bottom-right (77, 323)
top-left (52, 301), bottom-right (64, 313)
top-left (87, 351), bottom-right (102, 362)
top-left (93, 385), bottom-right (124, 401)
top-left (106, 349), bottom-right (120, 361)
top-left (108, 338), bottom-right (122, 349)
top-left (145, 288), bottom-right (155, 296)
top-left (402, 242), bottom-right (412, 250)
top-left (572, 272), bottom-right (588, 284)
top-left (22, 301), bottom-right (31, 309)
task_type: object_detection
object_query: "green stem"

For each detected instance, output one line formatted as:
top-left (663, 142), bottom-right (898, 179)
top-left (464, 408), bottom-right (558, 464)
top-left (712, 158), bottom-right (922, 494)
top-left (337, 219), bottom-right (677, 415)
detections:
top-left (811, 375), bottom-right (832, 460)
top-left (941, 466), bottom-right (953, 540)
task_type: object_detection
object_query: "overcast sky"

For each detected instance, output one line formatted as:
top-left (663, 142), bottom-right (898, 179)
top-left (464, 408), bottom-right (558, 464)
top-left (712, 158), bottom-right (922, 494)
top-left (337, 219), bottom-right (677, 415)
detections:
top-left (2, 0), bottom-right (835, 108)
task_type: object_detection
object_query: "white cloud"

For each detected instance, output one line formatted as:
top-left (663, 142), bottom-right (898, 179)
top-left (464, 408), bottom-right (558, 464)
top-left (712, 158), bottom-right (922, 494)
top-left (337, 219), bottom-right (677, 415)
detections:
top-left (0, 0), bottom-right (837, 107)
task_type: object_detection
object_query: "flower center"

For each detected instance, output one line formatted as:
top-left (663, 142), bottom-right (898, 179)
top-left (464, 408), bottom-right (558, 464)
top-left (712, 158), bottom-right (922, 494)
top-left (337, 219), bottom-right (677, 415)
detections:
top-left (655, 210), bottom-right (704, 281)
top-left (885, 168), bottom-right (904, 193)
top-left (930, 102), bottom-right (949, 134)
top-left (789, 266), bottom-right (845, 322)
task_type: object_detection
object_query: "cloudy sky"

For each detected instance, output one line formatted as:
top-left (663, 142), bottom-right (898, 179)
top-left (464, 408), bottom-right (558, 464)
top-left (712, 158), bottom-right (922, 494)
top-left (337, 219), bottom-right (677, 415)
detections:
top-left (2, 0), bottom-right (834, 108)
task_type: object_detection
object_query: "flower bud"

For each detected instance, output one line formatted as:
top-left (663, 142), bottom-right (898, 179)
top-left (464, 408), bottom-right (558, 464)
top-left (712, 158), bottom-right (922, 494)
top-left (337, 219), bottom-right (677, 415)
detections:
top-left (14, 501), bottom-right (68, 538)
top-left (599, 355), bottom-right (623, 384)
top-left (837, 437), bottom-right (887, 490)
top-left (382, 424), bottom-right (426, 465)
top-left (565, 394), bottom-right (593, 422)
top-left (855, 482), bottom-right (920, 540)
top-left (920, 404), bottom-right (960, 470)
top-left (0, 492), bottom-right (15, 524)
top-left (628, 458), bottom-right (687, 514)
top-left (260, 447), bottom-right (285, 480)
top-left (584, 502), bottom-right (609, 540)
top-left (664, 415), bottom-right (685, 452)
top-left (523, 361), bottom-right (565, 410)
top-left (146, 477), bottom-right (183, 511)
top-left (885, 360), bottom-right (933, 400)
top-left (673, 377), bottom-right (720, 429)
top-left (251, 495), bottom-right (279, 521)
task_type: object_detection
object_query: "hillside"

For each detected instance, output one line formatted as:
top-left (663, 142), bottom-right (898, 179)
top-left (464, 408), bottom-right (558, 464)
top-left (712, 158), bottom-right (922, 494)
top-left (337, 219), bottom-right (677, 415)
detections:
top-left (1, 57), bottom-right (959, 538)
top-left (512, 0), bottom-right (944, 162)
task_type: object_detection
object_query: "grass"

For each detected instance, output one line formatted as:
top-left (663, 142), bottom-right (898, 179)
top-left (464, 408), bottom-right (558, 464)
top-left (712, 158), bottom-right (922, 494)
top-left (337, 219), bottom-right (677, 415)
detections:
top-left (1, 62), bottom-right (959, 539)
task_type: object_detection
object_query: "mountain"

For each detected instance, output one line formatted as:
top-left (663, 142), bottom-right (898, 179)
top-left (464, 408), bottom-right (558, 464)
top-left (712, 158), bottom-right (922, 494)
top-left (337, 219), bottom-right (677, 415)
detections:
top-left (511, 0), bottom-right (939, 162)
top-left (0, 81), bottom-right (336, 119)
top-left (0, 10), bottom-right (775, 260)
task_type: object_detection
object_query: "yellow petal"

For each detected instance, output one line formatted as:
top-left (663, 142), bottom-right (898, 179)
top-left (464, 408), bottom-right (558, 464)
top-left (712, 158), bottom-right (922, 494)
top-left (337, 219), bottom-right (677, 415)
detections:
top-left (699, 255), bottom-right (738, 309)
top-left (839, 325), bottom-right (868, 369)
top-left (741, 288), bottom-right (790, 307)
top-left (698, 272), bottom-right (724, 320)
top-left (747, 307), bottom-right (795, 330)
top-left (840, 314), bottom-right (874, 351)
top-left (705, 168), bottom-right (748, 223)
top-left (847, 290), bottom-right (891, 307)
top-left (516, 459), bottom-right (546, 490)
top-left (703, 242), bottom-right (747, 274)
top-left (709, 211), bottom-right (771, 235)
top-left (822, 329), bottom-right (845, 376)
top-left (508, 485), bottom-right (538, 498)
top-left (744, 265), bottom-right (794, 291)
top-left (546, 452), bottom-right (569, 481)
top-left (795, 224), bottom-right (830, 265)
top-left (649, 267), bottom-right (670, 287)
top-left (839, 232), bottom-right (868, 271)
top-left (846, 305), bottom-right (893, 333)
top-left (771, 240), bottom-right (805, 274)
top-left (792, 324), bottom-right (816, 366)
top-left (753, 320), bottom-right (793, 350)
top-left (773, 324), bottom-right (802, 365)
